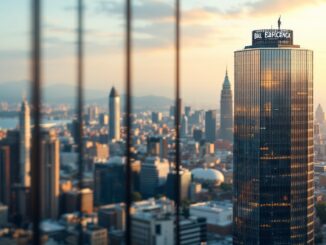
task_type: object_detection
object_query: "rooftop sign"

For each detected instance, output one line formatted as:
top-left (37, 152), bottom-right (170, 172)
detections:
top-left (252, 29), bottom-right (293, 47)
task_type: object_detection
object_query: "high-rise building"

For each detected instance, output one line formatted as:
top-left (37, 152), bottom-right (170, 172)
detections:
top-left (316, 104), bottom-right (325, 124)
top-left (185, 106), bottom-right (191, 118)
top-left (98, 203), bottom-right (126, 231)
top-left (94, 158), bottom-right (125, 206)
top-left (84, 224), bottom-right (108, 245)
top-left (0, 204), bottom-right (8, 226)
top-left (205, 110), bottom-right (217, 143)
top-left (169, 98), bottom-right (182, 118)
top-left (152, 112), bottom-right (163, 124)
top-left (109, 87), bottom-right (121, 141)
top-left (0, 146), bottom-right (10, 205)
top-left (140, 157), bottom-right (170, 198)
top-left (0, 130), bottom-right (20, 184)
top-left (165, 168), bottom-right (191, 201)
top-left (193, 128), bottom-right (203, 142)
top-left (94, 157), bottom-right (141, 205)
top-left (147, 136), bottom-right (168, 159)
top-left (181, 115), bottom-right (188, 138)
top-left (219, 69), bottom-right (233, 142)
top-left (88, 105), bottom-right (99, 122)
top-left (40, 129), bottom-right (60, 219)
top-left (99, 113), bottom-right (109, 126)
top-left (233, 26), bottom-right (314, 244)
top-left (62, 188), bottom-right (93, 214)
top-left (19, 98), bottom-right (31, 187)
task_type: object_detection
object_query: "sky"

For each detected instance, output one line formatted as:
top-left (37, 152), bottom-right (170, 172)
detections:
top-left (1, 0), bottom-right (326, 109)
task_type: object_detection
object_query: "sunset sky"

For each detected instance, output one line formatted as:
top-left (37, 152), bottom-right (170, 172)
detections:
top-left (1, 0), bottom-right (326, 108)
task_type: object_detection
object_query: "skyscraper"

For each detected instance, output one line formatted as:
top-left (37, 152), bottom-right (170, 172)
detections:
top-left (140, 156), bottom-right (170, 198)
top-left (94, 158), bottom-right (125, 205)
top-left (181, 115), bottom-right (189, 138)
top-left (315, 104), bottom-right (325, 124)
top-left (233, 27), bottom-right (314, 244)
top-left (219, 69), bottom-right (233, 142)
top-left (19, 98), bottom-right (31, 187)
top-left (205, 110), bottom-right (217, 143)
top-left (0, 146), bottom-right (10, 205)
top-left (109, 87), bottom-right (121, 141)
top-left (40, 129), bottom-right (60, 219)
top-left (147, 136), bottom-right (168, 159)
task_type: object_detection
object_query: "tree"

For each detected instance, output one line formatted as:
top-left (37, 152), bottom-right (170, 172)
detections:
top-left (220, 183), bottom-right (232, 192)
top-left (132, 192), bottom-right (142, 202)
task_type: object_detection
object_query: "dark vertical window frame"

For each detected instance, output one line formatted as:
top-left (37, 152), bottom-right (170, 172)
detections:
top-left (175, 0), bottom-right (181, 245)
top-left (31, 0), bottom-right (42, 244)
top-left (125, 0), bottom-right (132, 244)
top-left (77, 0), bottom-right (84, 243)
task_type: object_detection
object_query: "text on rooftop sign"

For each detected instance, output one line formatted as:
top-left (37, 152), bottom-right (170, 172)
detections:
top-left (252, 29), bottom-right (293, 45)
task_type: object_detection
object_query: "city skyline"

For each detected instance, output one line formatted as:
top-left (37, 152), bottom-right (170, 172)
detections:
top-left (0, 0), bottom-right (326, 108)
top-left (1, 1), bottom-right (326, 244)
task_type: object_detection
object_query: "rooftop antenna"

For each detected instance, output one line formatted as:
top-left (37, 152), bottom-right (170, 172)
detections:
top-left (278, 15), bottom-right (281, 29)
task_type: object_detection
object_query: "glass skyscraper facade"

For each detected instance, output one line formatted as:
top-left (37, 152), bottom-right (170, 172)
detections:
top-left (233, 29), bottom-right (314, 244)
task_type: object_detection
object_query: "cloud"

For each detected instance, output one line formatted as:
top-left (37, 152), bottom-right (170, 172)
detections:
top-left (245, 0), bottom-right (321, 16)
top-left (95, 0), bottom-right (173, 20)
top-left (54, 0), bottom-right (326, 52)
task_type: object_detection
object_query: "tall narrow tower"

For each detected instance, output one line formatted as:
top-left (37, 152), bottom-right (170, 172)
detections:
top-left (219, 69), bottom-right (233, 142)
top-left (109, 87), bottom-right (121, 141)
top-left (41, 129), bottom-right (60, 219)
top-left (19, 98), bottom-right (31, 187)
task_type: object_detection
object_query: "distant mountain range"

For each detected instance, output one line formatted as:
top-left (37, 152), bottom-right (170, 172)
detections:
top-left (0, 81), bottom-right (174, 111)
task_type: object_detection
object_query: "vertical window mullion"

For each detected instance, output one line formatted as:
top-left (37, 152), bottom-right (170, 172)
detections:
top-left (125, 0), bottom-right (132, 244)
top-left (31, 0), bottom-right (42, 244)
top-left (175, 0), bottom-right (181, 245)
top-left (76, 0), bottom-right (84, 243)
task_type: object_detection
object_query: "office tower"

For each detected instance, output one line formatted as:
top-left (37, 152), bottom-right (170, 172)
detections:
top-left (205, 110), bottom-right (217, 143)
top-left (40, 130), bottom-right (60, 219)
top-left (190, 201), bottom-right (232, 235)
top-left (86, 142), bottom-right (109, 162)
top-left (98, 204), bottom-right (126, 231)
top-left (166, 168), bottom-right (191, 201)
top-left (94, 159), bottom-right (125, 205)
top-left (220, 69), bottom-right (233, 142)
top-left (169, 106), bottom-right (175, 117)
top-left (316, 104), bottom-right (325, 124)
top-left (233, 27), bottom-right (314, 244)
top-left (181, 115), bottom-right (188, 138)
top-left (132, 212), bottom-right (174, 245)
top-left (94, 158), bottom-right (140, 205)
top-left (84, 224), bottom-right (108, 245)
top-left (179, 217), bottom-right (207, 244)
top-left (0, 146), bottom-right (10, 205)
top-left (152, 112), bottom-right (163, 124)
top-left (131, 209), bottom-right (206, 245)
top-left (0, 130), bottom-right (20, 184)
top-left (185, 106), bottom-right (191, 118)
top-left (62, 188), bottom-right (93, 214)
top-left (140, 157), bottom-right (170, 198)
top-left (19, 98), bottom-right (31, 187)
top-left (0, 204), bottom-right (8, 226)
top-left (109, 87), bottom-right (121, 141)
top-left (88, 105), bottom-right (99, 122)
top-left (191, 110), bottom-right (205, 125)
top-left (193, 128), bottom-right (203, 142)
top-left (147, 136), bottom-right (168, 159)
top-left (99, 113), bottom-right (109, 126)
top-left (169, 98), bottom-right (182, 118)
